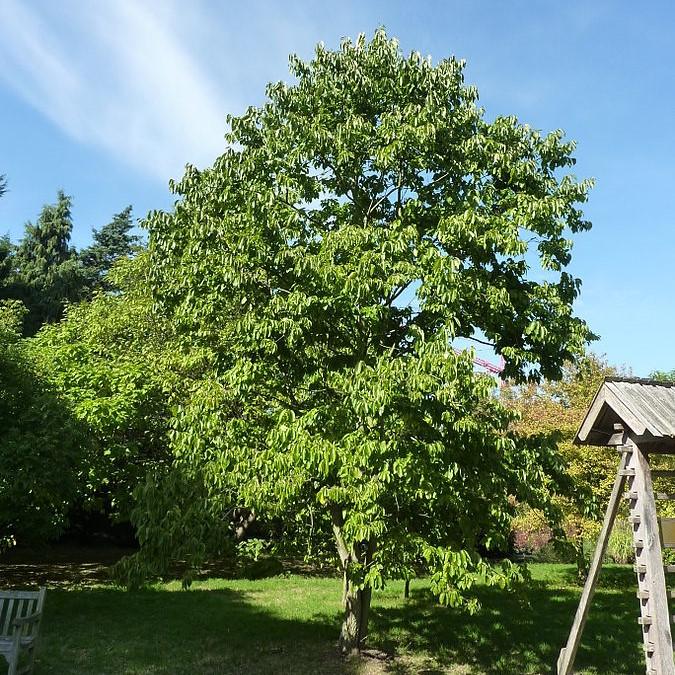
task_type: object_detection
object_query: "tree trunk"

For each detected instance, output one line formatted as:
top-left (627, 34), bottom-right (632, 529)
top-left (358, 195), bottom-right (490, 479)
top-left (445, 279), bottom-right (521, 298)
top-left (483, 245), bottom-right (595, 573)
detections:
top-left (330, 505), bottom-right (376, 654)
top-left (340, 577), bottom-right (372, 654)
top-left (404, 578), bottom-right (410, 599)
top-left (574, 526), bottom-right (588, 583)
top-left (233, 507), bottom-right (256, 540)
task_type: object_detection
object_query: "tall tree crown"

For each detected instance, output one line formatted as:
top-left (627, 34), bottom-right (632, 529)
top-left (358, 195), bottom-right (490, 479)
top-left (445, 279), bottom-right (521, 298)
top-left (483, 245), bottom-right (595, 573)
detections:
top-left (140, 31), bottom-right (594, 646)
top-left (17, 190), bottom-right (75, 275)
top-left (14, 191), bottom-right (84, 333)
top-left (80, 206), bottom-right (140, 291)
top-left (152, 30), bottom-right (592, 383)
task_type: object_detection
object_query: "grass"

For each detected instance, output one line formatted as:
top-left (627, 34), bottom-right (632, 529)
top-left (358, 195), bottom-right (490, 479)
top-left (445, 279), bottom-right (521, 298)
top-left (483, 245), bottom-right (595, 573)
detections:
top-left (8, 563), bottom-right (646, 674)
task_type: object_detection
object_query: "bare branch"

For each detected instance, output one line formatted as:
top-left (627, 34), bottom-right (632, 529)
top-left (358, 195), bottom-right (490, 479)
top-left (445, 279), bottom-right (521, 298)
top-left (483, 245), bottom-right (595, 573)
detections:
top-left (465, 335), bottom-right (496, 348)
top-left (367, 183), bottom-right (399, 217)
top-left (422, 171), bottom-right (451, 192)
top-left (385, 282), bottom-right (412, 306)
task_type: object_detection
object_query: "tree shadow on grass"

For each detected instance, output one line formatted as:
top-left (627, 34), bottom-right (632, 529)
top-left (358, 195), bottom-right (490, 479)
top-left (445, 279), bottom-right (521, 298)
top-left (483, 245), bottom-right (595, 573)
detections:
top-left (370, 567), bottom-right (642, 675)
top-left (34, 584), bottom-right (350, 675)
top-left (11, 564), bottom-right (645, 675)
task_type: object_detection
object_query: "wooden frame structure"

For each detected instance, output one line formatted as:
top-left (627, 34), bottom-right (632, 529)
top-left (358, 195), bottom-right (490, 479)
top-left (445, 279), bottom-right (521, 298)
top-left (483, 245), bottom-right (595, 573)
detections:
top-left (558, 378), bottom-right (675, 675)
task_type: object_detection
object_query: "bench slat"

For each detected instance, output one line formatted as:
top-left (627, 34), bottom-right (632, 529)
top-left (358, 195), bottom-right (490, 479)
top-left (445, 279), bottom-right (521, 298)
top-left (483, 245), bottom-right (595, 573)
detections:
top-left (0, 591), bottom-right (47, 600)
top-left (0, 588), bottom-right (45, 675)
top-left (2, 598), bottom-right (14, 635)
top-left (0, 589), bottom-right (45, 638)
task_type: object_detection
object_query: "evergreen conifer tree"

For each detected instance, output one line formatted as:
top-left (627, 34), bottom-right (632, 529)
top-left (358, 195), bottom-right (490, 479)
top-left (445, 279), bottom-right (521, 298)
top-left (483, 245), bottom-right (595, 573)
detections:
top-left (14, 191), bottom-right (85, 333)
top-left (80, 206), bottom-right (139, 292)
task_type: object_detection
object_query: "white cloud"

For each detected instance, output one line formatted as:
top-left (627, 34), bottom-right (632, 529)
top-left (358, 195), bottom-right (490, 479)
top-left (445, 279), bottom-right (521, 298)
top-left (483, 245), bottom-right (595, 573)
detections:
top-left (0, 0), bottom-right (376, 182)
top-left (0, 0), bottom-right (234, 182)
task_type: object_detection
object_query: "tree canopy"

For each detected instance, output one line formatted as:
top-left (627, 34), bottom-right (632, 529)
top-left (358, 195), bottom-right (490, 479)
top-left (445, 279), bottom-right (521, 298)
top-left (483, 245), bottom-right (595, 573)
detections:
top-left (651, 368), bottom-right (675, 383)
top-left (135, 31), bottom-right (594, 651)
top-left (0, 299), bottom-right (84, 549)
top-left (26, 254), bottom-right (180, 527)
top-left (0, 191), bottom-right (141, 335)
top-left (13, 191), bottom-right (86, 334)
top-left (79, 206), bottom-right (140, 293)
top-left (503, 354), bottom-right (620, 574)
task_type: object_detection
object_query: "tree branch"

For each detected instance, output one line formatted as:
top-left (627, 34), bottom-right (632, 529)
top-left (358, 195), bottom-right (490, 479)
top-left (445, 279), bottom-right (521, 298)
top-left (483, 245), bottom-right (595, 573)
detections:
top-left (329, 504), bottom-right (351, 565)
top-left (421, 171), bottom-right (451, 195)
top-left (385, 282), bottom-right (412, 306)
top-left (278, 195), bottom-right (323, 228)
top-left (367, 183), bottom-right (399, 217)
top-left (465, 335), bottom-right (497, 348)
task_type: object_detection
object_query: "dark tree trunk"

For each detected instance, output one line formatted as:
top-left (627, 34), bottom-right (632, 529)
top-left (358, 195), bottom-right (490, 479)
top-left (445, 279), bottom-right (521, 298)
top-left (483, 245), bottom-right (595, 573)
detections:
top-left (330, 505), bottom-right (376, 654)
top-left (233, 508), bottom-right (256, 540)
top-left (340, 577), bottom-right (373, 654)
top-left (404, 578), bottom-right (410, 599)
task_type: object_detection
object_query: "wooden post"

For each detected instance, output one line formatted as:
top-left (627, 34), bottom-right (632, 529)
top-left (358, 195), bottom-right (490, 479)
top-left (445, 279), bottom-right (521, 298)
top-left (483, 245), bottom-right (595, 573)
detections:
top-left (629, 441), bottom-right (675, 675)
top-left (557, 448), bottom-right (630, 675)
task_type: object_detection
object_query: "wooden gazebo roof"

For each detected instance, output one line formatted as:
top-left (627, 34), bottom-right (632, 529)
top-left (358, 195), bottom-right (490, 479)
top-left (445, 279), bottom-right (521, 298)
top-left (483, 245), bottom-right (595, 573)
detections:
top-left (576, 377), bottom-right (675, 447)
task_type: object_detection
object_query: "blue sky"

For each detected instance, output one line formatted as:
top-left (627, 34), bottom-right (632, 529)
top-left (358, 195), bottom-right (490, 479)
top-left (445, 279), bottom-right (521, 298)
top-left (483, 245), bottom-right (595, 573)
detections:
top-left (0, 1), bottom-right (672, 375)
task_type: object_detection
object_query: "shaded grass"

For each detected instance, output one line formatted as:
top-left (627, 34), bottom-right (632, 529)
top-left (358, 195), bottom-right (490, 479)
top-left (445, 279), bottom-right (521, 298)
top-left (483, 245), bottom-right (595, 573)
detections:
top-left (369, 564), bottom-right (642, 674)
top-left (36, 578), bottom-right (348, 675)
top-left (11, 564), bottom-right (645, 674)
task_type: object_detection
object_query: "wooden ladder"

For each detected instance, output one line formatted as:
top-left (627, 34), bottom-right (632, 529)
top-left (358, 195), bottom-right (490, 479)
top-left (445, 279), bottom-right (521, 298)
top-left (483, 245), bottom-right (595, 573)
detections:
top-left (625, 445), bottom-right (674, 675)
top-left (558, 441), bottom-right (675, 675)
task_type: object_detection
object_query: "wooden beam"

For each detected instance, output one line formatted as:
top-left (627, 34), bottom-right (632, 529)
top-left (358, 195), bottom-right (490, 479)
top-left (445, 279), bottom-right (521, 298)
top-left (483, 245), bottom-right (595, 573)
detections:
top-left (631, 442), bottom-right (675, 675)
top-left (557, 448), bottom-right (630, 675)
top-left (576, 388), bottom-right (608, 443)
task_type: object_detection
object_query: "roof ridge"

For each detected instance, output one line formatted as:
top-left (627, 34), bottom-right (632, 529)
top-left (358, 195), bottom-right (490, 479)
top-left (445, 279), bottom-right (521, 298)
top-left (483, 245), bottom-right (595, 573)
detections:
top-left (605, 376), bottom-right (675, 388)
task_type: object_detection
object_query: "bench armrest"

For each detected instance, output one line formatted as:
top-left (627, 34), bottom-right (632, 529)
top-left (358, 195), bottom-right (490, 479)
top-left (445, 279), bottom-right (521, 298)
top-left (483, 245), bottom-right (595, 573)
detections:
top-left (11, 612), bottom-right (41, 630)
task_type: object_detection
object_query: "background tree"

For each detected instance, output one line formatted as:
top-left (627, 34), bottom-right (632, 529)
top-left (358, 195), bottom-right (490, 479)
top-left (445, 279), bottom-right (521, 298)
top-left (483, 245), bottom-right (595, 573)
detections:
top-left (27, 254), bottom-right (182, 531)
top-left (80, 206), bottom-right (141, 293)
top-left (650, 368), bottom-right (675, 382)
top-left (133, 31), bottom-right (593, 652)
top-left (0, 174), bottom-right (7, 198)
top-left (505, 354), bottom-right (618, 507)
top-left (0, 299), bottom-right (84, 550)
top-left (503, 354), bottom-right (620, 574)
top-left (0, 236), bottom-right (13, 294)
top-left (13, 190), bottom-right (87, 334)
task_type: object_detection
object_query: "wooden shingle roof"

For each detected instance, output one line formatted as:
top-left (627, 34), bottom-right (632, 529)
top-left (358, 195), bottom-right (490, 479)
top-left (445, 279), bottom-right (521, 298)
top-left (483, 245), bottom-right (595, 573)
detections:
top-left (576, 377), bottom-right (675, 446)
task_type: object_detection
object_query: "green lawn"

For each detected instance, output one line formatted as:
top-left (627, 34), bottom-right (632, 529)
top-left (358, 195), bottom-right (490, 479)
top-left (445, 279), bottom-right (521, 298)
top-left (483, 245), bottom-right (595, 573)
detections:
top-left (23, 564), bottom-right (643, 674)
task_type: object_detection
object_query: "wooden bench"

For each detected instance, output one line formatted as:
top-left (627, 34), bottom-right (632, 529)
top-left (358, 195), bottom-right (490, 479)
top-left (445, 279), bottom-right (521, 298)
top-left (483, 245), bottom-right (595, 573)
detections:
top-left (0, 588), bottom-right (46, 675)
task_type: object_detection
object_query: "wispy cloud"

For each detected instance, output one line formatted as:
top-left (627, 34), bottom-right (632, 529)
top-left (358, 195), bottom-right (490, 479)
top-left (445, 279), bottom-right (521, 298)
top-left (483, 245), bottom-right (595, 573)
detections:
top-left (0, 0), bottom-right (234, 182)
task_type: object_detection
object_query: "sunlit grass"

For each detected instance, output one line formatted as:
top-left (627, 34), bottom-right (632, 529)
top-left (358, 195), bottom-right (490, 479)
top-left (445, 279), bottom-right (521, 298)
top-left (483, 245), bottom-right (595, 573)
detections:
top-left (30, 564), bottom-right (643, 674)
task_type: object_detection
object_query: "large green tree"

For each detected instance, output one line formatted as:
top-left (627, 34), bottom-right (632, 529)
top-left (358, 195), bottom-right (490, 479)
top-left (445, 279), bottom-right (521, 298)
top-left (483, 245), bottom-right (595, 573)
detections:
top-left (0, 300), bottom-right (84, 549)
top-left (1, 254), bottom-right (184, 551)
top-left (28, 254), bottom-right (182, 528)
top-left (142, 31), bottom-right (593, 651)
top-left (80, 206), bottom-right (141, 293)
top-left (14, 191), bottom-right (86, 334)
